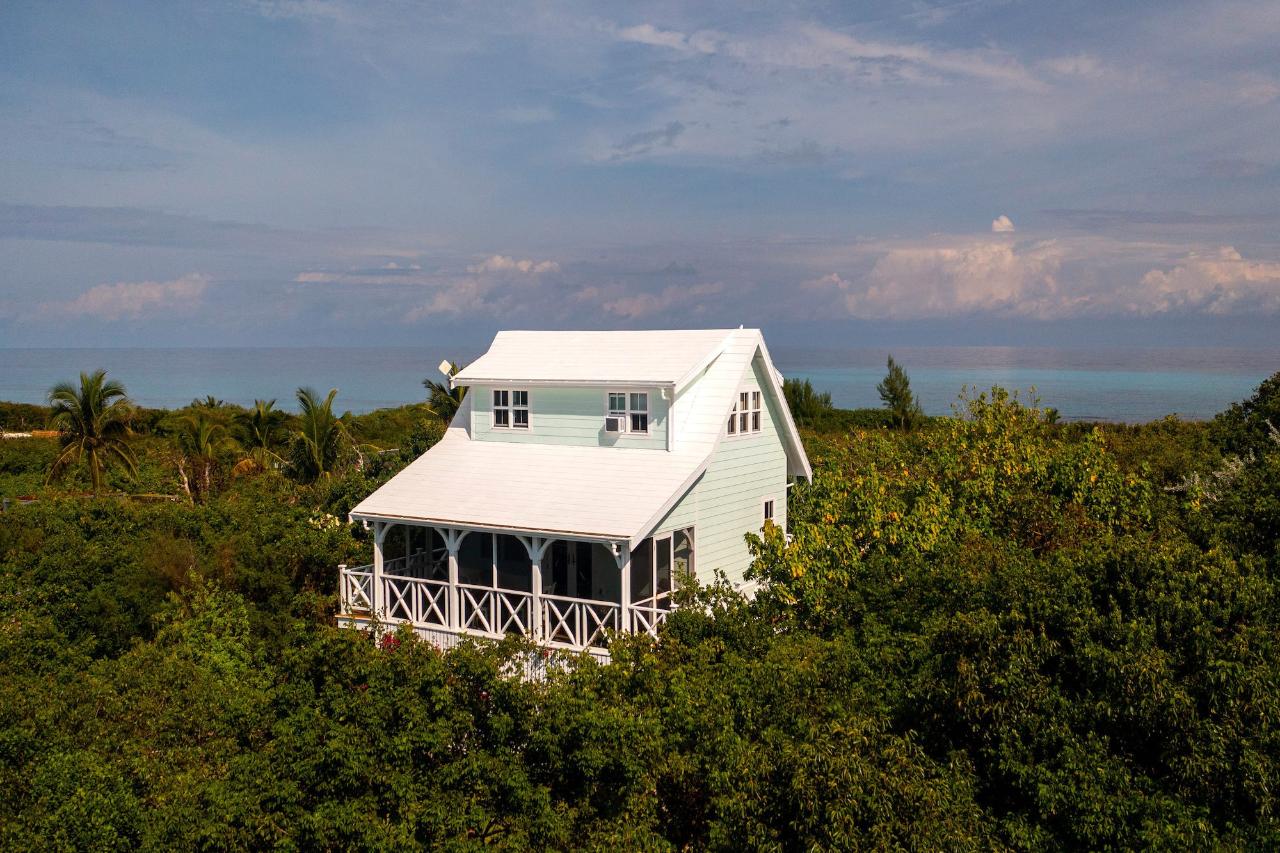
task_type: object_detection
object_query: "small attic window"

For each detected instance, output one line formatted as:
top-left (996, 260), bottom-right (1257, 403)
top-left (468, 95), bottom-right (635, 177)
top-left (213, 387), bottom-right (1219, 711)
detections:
top-left (728, 389), bottom-right (762, 436)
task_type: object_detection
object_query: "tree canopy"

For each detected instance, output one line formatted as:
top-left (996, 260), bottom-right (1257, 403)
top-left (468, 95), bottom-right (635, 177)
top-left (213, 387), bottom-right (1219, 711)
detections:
top-left (2, 371), bottom-right (1279, 848)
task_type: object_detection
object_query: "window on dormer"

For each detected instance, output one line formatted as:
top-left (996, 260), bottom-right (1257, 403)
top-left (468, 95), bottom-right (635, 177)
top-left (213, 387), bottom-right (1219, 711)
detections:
top-left (493, 389), bottom-right (529, 429)
top-left (608, 391), bottom-right (648, 434)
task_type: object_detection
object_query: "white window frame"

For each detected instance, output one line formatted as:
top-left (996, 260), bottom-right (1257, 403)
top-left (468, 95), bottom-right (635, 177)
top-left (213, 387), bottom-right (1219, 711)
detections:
top-left (606, 389), bottom-right (650, 435)
top-left (491, 388), bottom-right (530, 430)
top-left (727, 387), bottom-right (763, 437)
top-left (763, 498), bottom-right (775, 526)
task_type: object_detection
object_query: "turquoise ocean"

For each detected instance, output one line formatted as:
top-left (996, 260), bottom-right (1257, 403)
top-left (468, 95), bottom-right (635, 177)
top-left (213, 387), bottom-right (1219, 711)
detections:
top-left (2, 346), bottom-right (1277, 423)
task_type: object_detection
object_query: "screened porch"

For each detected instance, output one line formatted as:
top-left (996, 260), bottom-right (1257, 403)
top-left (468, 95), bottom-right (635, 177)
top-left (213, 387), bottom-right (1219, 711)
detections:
top-left (339, 523), bottom-right (693, 653)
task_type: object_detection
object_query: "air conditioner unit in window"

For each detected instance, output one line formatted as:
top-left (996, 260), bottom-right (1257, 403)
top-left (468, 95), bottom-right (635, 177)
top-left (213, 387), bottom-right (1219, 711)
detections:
top-left (605, 416), bottom-right (623, 433)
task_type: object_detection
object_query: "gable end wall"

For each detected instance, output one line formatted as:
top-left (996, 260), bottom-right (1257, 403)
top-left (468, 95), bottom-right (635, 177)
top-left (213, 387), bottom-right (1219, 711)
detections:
top-left (652, 355), bottom-right (788, 585)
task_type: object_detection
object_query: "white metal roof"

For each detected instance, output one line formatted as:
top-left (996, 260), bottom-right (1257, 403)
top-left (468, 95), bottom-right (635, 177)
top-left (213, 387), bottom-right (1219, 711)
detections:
top-left (350, 394), bottom-right (709, 542)
top-left (451, 329), bottom-right (736, 387)
top-left (351, 328), bottom-right (812, 544)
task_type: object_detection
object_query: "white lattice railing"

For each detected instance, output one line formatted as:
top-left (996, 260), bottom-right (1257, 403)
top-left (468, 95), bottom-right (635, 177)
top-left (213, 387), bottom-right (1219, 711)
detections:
top-left (340, 564), bottom-right (667, 651)
top-left (383, 573), bottom-right (450, 626)
top-left (340, 564), bottom-right (373, 612)
top-left (458, 584), bottom-right (533, 637)
top-left (542, 594), bottom-right (621, 649)
top-left (630, 601), bottom-right (671, 638)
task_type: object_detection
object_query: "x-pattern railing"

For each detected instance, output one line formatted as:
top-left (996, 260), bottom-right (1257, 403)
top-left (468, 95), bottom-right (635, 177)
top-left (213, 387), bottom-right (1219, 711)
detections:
top-left (630, 599), bottom-right (671, 638)
top-left (543, 594), bottom-right (620, 648)
top-left (346, 565), bottom-right (643, 650)
top-left (340, 565), bottom-right (373, 612)
top-left (383, 573), bottom-right (449, 626)
top-left (459, 584), bottom-right (495, 634)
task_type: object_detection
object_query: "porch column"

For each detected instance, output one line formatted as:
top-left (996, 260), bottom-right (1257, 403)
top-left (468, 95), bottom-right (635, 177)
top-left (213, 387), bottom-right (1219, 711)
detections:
top-left (372, 522), bottom-right (390, 623)
top-left (438, 528), bottom-right (467, 630)
top-left (616, 543), bottom-right (632, 634)
top-left (519, 535), bottom-right (554, 642)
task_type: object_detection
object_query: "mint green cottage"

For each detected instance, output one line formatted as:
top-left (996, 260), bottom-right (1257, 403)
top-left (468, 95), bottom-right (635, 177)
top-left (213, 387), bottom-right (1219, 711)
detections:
top-left (337, 329), bottom-right (812, 656)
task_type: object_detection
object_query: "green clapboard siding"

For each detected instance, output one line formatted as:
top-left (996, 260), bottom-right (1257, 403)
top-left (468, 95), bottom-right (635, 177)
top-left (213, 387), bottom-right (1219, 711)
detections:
top-left (472, 386), bottom-right (669, 449)
top-left (654, 356), bottom-right (789, 585)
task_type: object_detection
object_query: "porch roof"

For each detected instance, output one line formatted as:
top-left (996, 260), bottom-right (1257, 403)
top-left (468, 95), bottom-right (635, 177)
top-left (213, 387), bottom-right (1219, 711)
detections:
top-left (349, 421), bottom-right (707, 543)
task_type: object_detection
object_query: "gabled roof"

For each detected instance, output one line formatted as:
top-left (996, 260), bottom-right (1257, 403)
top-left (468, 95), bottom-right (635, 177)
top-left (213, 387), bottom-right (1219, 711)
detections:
top-left (451, 329), bottom-right (735, 387)
top-left (351, 328), bottom-right (812, 546)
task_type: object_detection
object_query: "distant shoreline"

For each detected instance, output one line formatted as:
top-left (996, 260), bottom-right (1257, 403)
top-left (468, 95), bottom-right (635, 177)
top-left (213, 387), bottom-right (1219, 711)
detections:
top-left (2, 345), bottom-right (1276, 422)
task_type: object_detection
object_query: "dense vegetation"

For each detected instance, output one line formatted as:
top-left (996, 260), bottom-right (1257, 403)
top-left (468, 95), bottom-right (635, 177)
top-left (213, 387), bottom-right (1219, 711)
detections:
top-left (1, 370), bottom-right (1278, 849)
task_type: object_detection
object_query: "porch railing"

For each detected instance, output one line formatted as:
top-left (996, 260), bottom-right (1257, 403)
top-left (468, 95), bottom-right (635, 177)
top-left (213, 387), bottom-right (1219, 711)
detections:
top-left (458, 583), bottom-right (533, 636)
top-left (340, 564), bottom-right (373, 612)
top-left (339, 563), bottom-right (666, 651)
top-left (384, 572), bottom-right (450, 626)
top-left (542, 594), bottom-right (621, 648)
top-left (630, 602), bottom-right (671, 638)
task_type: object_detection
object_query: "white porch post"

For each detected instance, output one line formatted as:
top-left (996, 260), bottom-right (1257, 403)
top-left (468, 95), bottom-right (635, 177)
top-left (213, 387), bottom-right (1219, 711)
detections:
top-left (438, 528), bottom-right (466, 630)
top-left (617, 543), bottom-right (632, 634)
top-left (372, 522), bottom-right (390, 623)
top-left (519, 535), bottom-right (553, 642)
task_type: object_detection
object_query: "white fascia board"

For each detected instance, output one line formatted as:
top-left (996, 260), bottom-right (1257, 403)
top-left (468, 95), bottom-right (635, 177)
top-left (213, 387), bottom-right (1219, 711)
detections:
top-left (348, 511), bottom-right (627, 545)
top-left (453, 378), bottom-right (679, 389)
top-left (755, 337), bottom-right (813, 480)
top-left (672, 329), bottom-right (736, 393)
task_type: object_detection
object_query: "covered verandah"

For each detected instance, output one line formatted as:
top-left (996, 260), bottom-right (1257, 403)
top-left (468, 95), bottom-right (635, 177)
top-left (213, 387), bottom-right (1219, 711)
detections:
top-left (338, 519), bottom-right (692, 654)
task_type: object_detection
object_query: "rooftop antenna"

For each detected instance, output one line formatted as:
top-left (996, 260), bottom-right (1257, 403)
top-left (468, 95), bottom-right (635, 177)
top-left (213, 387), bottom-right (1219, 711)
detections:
top-left (438, 359), bottom-right (454, 389)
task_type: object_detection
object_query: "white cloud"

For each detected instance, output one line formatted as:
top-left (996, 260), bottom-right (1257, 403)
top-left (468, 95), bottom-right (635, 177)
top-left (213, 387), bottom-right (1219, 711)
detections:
top-left (42, 273), bottom-right (210, 320)
top-left (614, 21), bottom-right (1043, 90)
top-left (1041, 54), bottom-right (1109, 79)
top-left (992, 214), bottom-right (1015, 233)
top-left (616, 23), bottom-right (718, 54)
top-left (1137, 246), bottom-right (1280, 314)
top-left (817, 240), bottom-right (1067, 319)
top-left (466, 255), bottom-right (560, 274)
top-left (600, 281), bottom-right (725, 319)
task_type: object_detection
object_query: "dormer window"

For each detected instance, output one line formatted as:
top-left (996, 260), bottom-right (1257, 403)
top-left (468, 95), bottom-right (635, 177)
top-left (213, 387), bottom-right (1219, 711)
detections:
top-left (607, 391), bottom-right (648, 434)
top-left (727, 389), bottom-right (762, 436)
top-left (493, 389), bottom-right (529, 429)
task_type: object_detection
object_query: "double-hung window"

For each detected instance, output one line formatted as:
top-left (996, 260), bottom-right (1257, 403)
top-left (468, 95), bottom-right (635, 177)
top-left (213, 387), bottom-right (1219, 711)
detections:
top-left (727, 389), bottom-right (763, 435)
top-left (608, 391), bottom-right (648, 434)
top-left (492, 389), bottom-right (529, 429)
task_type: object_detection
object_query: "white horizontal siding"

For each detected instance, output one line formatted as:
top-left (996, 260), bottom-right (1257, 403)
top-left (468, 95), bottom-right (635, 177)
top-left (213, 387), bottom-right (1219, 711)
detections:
top-left (655, 355), bottom-right (789, 586)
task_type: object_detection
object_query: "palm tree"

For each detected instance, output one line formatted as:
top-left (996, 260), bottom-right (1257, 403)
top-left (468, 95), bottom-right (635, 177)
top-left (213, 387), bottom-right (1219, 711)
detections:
top-left (46, 370), bottom-right (138, 495)
top-left (234, 399), bottom-right (287, 474)
top-left (290, 387), bottom-right (346, 483)
top-left (423, 361), bottom-right (467, 424)
top-left (175, 411), bottom-right (233, 500)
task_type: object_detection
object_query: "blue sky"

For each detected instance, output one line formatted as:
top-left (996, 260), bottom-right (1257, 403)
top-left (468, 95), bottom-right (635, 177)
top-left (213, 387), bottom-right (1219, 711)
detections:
top-left (1, 0), bottom-right (1278, 347)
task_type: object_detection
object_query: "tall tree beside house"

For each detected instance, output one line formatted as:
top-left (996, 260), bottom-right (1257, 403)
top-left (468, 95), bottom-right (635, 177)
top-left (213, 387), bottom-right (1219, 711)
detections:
top-left (877, 355), bottom-right (924, 431)
top-left (45, 369), bottom-right (138, 495)
top-left (289, 387), bottom-right (346, 483)
top-left (783, 377), bottom-right (835, 428)
top-left (174, 412), bottom-right (234, 501)
top-left (423, 362), bottom-right (467, 424)
top-left (234, 399), bottom-right (288, 474)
